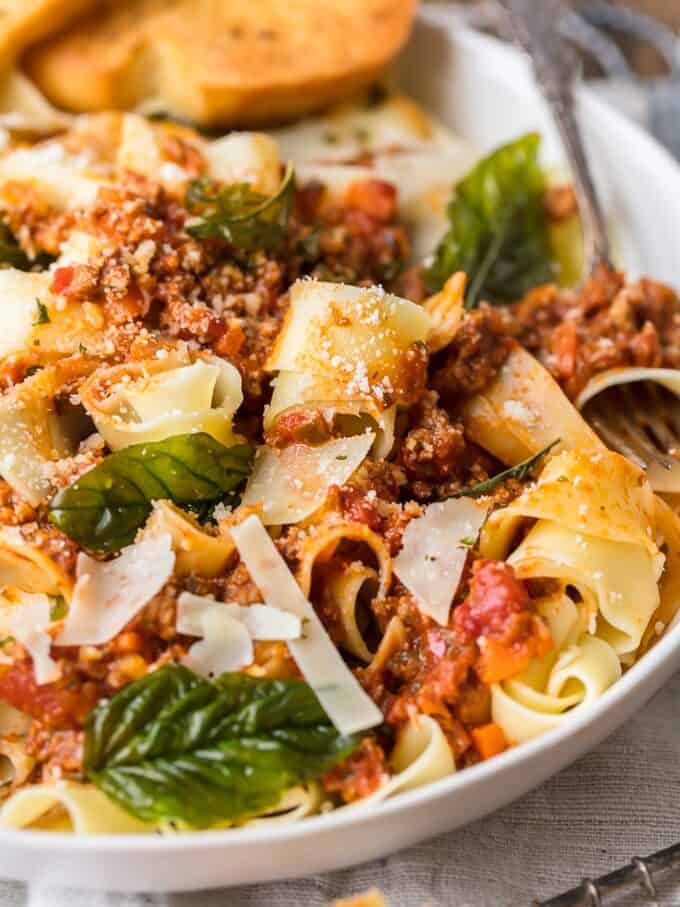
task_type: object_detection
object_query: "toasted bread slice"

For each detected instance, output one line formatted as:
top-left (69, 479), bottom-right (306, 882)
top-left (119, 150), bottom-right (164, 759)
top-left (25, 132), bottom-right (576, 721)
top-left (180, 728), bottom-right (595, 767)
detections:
top-left (24, 0), bottom-right (417, 128)
top-left (0, 0), bottom-right (95, 65)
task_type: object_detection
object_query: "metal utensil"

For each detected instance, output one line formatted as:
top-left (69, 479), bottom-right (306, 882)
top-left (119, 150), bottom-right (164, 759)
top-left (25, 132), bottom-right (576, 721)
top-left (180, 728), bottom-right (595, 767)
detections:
top-left (583, 382), bottom-right (680, 493)
top-left (534, 839), bottom-right (680, 906)
top-left (499, 0), bottom-right (611, 275)
top-left (499, 0), bottom-right (680, 492)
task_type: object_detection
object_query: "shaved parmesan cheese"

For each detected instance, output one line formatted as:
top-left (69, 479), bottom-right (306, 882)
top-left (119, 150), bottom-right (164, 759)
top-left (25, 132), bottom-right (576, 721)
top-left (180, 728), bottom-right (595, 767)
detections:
top-left (182, 607), bottom-right (254, 678)
top-left (10, 593), bottom-right (59, 686)
top-left (176, 592), bottom-right (301, 641)
top-left (242, 604), bottom-right (302, 640)
top-left (393, 499), bottom-right (488, 625)
top-left (56, 535), bottom-right (175, 646)
top-left (230, 515), bottom-right (383, 736)
top-left (176, 592), bottom-right (301, 678)
top-left (242, 433), bottom-right (374, 525)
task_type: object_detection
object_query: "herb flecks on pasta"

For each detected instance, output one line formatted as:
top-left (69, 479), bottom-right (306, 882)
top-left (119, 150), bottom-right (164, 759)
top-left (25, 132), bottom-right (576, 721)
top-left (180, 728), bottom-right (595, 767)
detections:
top-left (0, 99), bottom-right (677, 835)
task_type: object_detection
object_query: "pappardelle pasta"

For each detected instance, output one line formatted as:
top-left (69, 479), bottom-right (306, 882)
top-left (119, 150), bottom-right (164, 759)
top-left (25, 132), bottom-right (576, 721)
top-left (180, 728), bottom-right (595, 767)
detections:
top-left (0, 88), bottom-right (678, 835)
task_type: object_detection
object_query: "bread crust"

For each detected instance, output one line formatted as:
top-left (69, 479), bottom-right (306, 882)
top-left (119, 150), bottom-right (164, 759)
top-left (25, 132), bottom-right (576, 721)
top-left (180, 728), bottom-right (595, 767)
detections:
top-left (0, 0), bottom-right (96, 65)
top-left (24, 0), bottom-right (417, 127)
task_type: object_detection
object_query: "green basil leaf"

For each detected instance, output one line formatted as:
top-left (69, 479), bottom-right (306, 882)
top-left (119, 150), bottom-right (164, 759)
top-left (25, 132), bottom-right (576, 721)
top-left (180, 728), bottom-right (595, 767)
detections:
top-left (426, 133), bottom-right (555, 308)
top-left (186, 163), bottom-right (295, 252)
top-left (84, 665), bottom-right (361, 828)
top-left (453, 439), bottom-right (560, 499)
top-left (48, 433), bottom-right (253, 553)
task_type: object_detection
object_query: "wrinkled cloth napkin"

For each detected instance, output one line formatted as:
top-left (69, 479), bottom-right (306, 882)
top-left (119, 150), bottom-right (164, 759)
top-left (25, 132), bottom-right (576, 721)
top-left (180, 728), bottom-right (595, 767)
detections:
top-left (8, 19), bottom-right (680, 907)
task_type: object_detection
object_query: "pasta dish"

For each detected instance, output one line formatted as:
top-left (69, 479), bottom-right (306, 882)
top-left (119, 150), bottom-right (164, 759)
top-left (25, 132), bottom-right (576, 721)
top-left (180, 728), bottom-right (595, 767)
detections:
top-left (0, 86), bottom-right (678, 835)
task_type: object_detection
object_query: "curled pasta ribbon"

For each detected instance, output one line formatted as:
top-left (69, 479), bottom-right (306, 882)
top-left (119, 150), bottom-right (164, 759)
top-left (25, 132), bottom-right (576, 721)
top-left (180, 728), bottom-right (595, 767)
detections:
top-left (265, 371), bottom-right (397, 459)
top-left (462, 344), bottom-right (602, 466)
top-left (0, 782), bottom-right (154, 833)
top-left (492, 619), bottom-right (621, 745)
top-left (298, 520), bottom-right (392, 600)
top-left (424, 271), bottom-right (465, 353)
top-left (0, 526), bottom-right (73, 599)
top-left (345, 716), bottom-right (455, 811)
top-left (364, 616), bottom-right (407, 677)
top-left (323, 562), bottom-right (380, 663)
top-left (0, 360), bottom-right (95, 505)
top-left (297, 519), bottom-right (391, 661)
top-left (0, 701), bottom-right (33, 794)
top-left (265, 280), bottom-right (430, 458)
top-left (80, 351), bottom-right (243, 450)
top-left (0, 779), bottom-right (321, 834)
top-left (484, 449), bottom-right (663, 656)
top-left (0, 736), bottom-right (35, 792)
top-left (142, 501), bottom-right (235, 578)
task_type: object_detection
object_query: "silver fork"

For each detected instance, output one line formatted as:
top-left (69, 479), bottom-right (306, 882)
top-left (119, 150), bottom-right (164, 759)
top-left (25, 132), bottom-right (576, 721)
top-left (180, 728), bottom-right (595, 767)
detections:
top-left (499, 0), bottom-right (680, 494)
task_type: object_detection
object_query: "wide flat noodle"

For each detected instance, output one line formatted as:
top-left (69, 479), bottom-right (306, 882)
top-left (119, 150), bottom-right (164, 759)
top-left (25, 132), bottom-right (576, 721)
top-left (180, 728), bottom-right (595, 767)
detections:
top-left (483, 449), bottom-right (663, 656)
top-left (0, 526), bottom-right (73, 598)
top-left (0, 782), bottom-right (153, 833)
top-left (344, 715), bottom-right (454, 809)
top-left (266, 280), bottom-right (430, 406)
top-left (462, 344), bottom-right (602, 466)
top-left (81, 353), bottom-right (243, 450)
top-left (143, 501), bottom-right (235, 577)
top-left (492, 634), bottom-right (621, 744)
top-left (230, 515), bottom-right (383, 736)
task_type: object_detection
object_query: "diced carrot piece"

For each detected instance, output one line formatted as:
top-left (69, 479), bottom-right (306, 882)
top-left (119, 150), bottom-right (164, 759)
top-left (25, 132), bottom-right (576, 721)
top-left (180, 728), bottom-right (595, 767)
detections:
top-left (477, 639), bottom-right (532, 684)
top-left (471, 723), bottom-right (507, 760)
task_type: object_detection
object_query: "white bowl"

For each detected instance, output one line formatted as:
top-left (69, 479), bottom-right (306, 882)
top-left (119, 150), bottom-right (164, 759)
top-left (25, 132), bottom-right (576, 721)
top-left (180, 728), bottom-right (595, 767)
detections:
top-left (3, 7), bottom-right (680, 891)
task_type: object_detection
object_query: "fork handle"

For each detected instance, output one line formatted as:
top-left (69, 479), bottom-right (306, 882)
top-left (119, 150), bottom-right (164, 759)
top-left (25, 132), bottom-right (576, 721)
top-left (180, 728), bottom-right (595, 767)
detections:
top-left (501, 0), bottom-right (612, 274)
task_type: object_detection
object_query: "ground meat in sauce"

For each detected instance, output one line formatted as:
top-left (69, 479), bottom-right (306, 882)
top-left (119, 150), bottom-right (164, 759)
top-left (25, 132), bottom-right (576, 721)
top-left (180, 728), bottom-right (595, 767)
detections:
top-left (323, 737), bottom-right (387, 803)
top-left (510, 263), bottom-right (680, 399)
top-left (431, 303), bottom-right (515, 399)
top-left (2, 124), bottom-right (669, 796)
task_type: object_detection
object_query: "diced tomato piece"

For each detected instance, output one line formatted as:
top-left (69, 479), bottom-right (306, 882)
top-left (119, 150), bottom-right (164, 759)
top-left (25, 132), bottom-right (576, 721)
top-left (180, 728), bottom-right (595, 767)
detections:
top-left (50, 266), bottom-right (74, 295)
top-left (453, 560), bottom-right (530, 643)
top-left (0, 662), bottom-right (96, 729)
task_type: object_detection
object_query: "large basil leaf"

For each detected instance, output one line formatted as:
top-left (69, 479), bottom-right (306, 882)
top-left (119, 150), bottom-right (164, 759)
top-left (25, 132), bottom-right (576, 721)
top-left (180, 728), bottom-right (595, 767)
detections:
top-left (186, 163), bottom-right (295, 252)
top-left (426, 133), bottom-right (555, 308)
top-left (48, 433), bottom-right (252, 553)
top-left (84, 665), bottom-right (361, 828)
